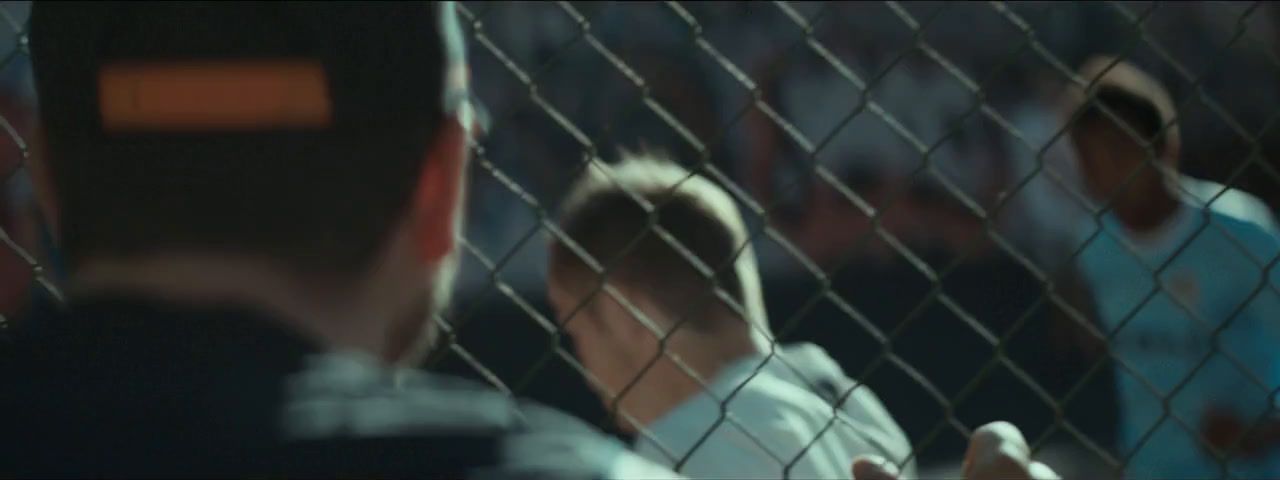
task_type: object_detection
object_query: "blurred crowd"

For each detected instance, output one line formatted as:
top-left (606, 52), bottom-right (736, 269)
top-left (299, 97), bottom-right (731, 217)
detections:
top-left (450, 1), bottom-right (1280, 290)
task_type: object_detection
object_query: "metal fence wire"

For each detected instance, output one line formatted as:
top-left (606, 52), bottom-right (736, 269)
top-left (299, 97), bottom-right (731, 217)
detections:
top-left (2, 1), bottom-right (1280, 478)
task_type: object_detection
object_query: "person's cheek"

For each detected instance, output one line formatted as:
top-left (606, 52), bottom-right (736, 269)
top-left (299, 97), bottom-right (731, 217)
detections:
top-left (1103, 151), bottom-right (1132, 200)
top-left (564, 330), bottom-right (593, 373)
top-left (1079, 144), bottom-right (1112, 199)
top-left (604, 341), bottom-right (635, 393)
top-left (571, 329), bottom-right (618, 396)
top-left (1084, 151), bottom-right (1111, 197)
top-left (604, 336), bottom-right (647, 398)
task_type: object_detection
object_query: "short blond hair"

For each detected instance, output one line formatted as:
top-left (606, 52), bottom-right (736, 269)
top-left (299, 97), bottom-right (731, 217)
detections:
top-left (549, 151), bottom-right (769, 337)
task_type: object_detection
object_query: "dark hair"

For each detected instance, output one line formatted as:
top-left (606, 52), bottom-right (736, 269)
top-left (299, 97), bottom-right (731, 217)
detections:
top-left (50, 128), bottom-right (438, 276)
top-left (29, 3), bottom-right (455, 277)
top-left (1073, 86), bottom-right (1168, 155)
top-left (549, 158), bottom-right (746, 332)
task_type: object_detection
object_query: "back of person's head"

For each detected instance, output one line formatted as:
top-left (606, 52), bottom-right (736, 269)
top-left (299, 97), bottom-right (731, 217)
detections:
top-left (547, 151), bottom-right (771, 426)
top-left (27, 2), bottom-right (476, 364)
top-left (29, 2), bottom-right (467, 279)
top-left (548, 151), bottom-right (764, 337)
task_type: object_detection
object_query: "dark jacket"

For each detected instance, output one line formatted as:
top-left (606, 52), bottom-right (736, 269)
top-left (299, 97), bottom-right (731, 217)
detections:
top-left (0, 296), bottom-right (670, 479)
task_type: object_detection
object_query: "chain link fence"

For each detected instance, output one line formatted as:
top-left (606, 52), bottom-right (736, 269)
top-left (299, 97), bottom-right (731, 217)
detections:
top-left (3, 1), bottom-right (1280, 478)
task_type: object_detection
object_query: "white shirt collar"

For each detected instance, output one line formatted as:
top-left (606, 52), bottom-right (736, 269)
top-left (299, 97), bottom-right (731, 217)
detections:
top-left (633, 351), bottom-right (776, 464)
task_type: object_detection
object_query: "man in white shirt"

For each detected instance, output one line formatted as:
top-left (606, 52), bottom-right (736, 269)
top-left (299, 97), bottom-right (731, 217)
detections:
top-left (547, 153), bottom-right (916, 479)
top-left (1065, 56), bottom-right (1280, 479)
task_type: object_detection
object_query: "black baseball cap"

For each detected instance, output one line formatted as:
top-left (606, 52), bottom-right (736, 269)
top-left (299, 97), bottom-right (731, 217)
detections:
top-left (29, 1), bottom-right (469, 143)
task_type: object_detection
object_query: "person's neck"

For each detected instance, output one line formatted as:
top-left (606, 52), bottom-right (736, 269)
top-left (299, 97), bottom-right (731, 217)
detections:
top-left (619, 330), bottom-right (764, 431)
top-left (1113, 178), bottom-right (1182, 235)
top-left (71, 253), bottom-right (395, 358)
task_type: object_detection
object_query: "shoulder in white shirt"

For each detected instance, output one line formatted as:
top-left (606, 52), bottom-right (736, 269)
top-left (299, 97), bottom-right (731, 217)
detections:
top-left (632, 343), bottom-right (915, 479)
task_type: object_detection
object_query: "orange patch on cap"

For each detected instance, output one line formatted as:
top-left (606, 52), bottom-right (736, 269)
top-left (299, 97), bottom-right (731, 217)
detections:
top-left (99, 60), bottom-right (332, 132)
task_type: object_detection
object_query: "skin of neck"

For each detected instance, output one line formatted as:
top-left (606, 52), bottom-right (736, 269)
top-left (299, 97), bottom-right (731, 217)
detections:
top-left (68, 223), bottom-right (428, 362)
top-left (615, 304), bottom-right (766, 431)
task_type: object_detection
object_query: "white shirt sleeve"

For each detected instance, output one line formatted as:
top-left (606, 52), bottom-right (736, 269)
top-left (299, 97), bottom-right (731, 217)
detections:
top-left (673, 418), bottom-right (829, 479)
top-left (672, 410), bottom-right (868, 479)
top-left (598, 438), bottom-right (687, 480)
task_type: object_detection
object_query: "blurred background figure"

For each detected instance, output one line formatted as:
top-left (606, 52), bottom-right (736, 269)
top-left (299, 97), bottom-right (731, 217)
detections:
top-left (0, 65), bottom-right (43, 327)
top-left (1065, 56), bottom-right (1280, 478)
top-left (548, 153), bottom-right (914, 479)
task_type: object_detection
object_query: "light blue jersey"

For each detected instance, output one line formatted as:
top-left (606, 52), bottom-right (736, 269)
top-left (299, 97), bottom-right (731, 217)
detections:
top-left (1075, 200), bottom-right (1280, 479)
top-left (1180, 176), bottom-right (1280, 236)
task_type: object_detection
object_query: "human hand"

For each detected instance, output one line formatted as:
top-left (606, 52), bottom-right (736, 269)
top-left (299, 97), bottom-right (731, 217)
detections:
top-left (1199, 406), bottom-right (1280, 459)
top-left (852, 422), bottom-right (1060, 480)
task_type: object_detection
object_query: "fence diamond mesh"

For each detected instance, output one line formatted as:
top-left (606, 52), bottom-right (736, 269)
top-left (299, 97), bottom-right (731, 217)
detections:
top-left (3, 1), bottom-right (1280, 478)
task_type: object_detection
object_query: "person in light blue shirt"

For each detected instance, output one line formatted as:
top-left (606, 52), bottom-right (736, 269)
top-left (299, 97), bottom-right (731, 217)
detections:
top-left (1066, 56), bottom-right (1280, 479)
top-left (546, 153), bottom-right (916, 479)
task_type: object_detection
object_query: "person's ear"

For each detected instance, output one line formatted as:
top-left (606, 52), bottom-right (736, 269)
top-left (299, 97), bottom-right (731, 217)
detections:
top-left (411, 120), bottom-right (467, 264)
top-left (27, 127), bottom-right (59, 240)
